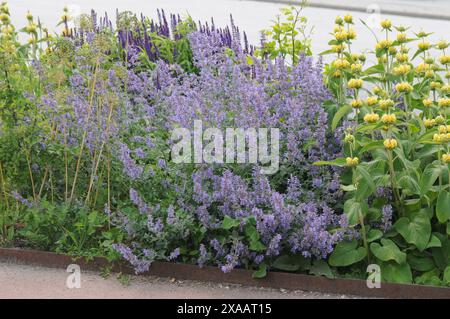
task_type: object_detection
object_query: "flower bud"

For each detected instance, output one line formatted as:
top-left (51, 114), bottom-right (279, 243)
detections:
top-left (430, 81), bottom-right (442, 90)
top-left (393, 64), bottom-right (411, 76)
top-left (344, 14), bottom-right (353, 24)
top-left (396, 53), bottom-right (409, 63)
top-left (396, 33), bottom-right (407, 42)
top-left (351, 99), bottom-right (363, 108)
top-left (435, 115), bottom-right (446, 125)
top-left (441, 84), bottom-right (450, 94)
top-left (384, 139), bottom-right (398, 150)
top-left (395, 82), bottom-right (413, 93)
top-left (366, 96), bottom-right (378, 106)
top-left (348, 78), bottom-right (363, 89)
top-left (438, 125), bottom-right (448, 134)
top-left (332, 44), bottom-right (346, 53)
top-left (438, 98), bottom-right (450, 108)
top-left (335, 30), bottom-right (348, 41)
top-left (351, 63), bottom-right (363, 73)
top-left (344, 134), bottom-right (355, 143)
top-left (347, 28), bottom-right (357, 40)
top-left (364, 113), bottom-right (380, 123)
top-left (332, 58), bottom-right (350, 69)
top-left (376, 39), bottom-right (393, 50)
top-left (25, 23), bottom-right (37, 33)
top-left (423, 98), bottom-right (433, 107)
top-left (437, 40), bottom-right (449, 50)
top-left (379, 99), bottom-right (395, 109)
top-left (346, 157), bottom-right (359, 167)
top-left (424, 119), bottom-right (436, 128)
top-left (381, 19), bottom-right (392, 29)
top-left (418, 41), bottom-right (431, 51)
top-left (439, 55), bottom-right (450, 65)
top-left (417, 30), bottom-right (428, 38)
top-left (416, 62), bottom-right (430, 73)
top-left (381, 114), bottom-right (397, 124)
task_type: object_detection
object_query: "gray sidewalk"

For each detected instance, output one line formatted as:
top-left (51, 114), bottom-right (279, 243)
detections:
top-left (0, 262), bottom-right (356, 299)
top-left (257, 0), bottom-right (450, 20)
top-left (9, 0), bottom-right (450, 56)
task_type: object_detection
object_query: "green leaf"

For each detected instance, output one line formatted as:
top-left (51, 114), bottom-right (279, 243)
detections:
top-left (394, 210), bottom-right (431, 251)
top-left (444, 266), bottom-right (450, 285)
top-left (415, 269), bottom-right (442, 286)
top-left (367, 229), bottom-right (383, 243)
top-left (447, 222), bottom-right (450, 236)
top-left (244, 224), bottom-right (260, 242)
top-left (328, 240), bottom-right (367, 267)
top-left (432, 233), bottom-right (450, 270)
top-left (331, 104), bottom-right (352, 131)
top-left (370, 239), bottom-right (406, 264)
top-left (313, 158), bottom-right (347, 167)
top-left (420, 162), bottom-right (444, 196)
top-left (358, 140), bottom-right (385, 154)
top-left (309, 260), bottom-right (334, 279)
top-left (340, 184), bottom-right (357, 192)
top-left (381, 262), bottom-right (413, 284)
top-left (249, 240), bottom-right (266, 252)
top-left (355, 165), bottom-right (376, 196)
top-left (252, 263), bottom-right (267, 279)
top-left (221, 216), bottom-right (240, 230)
top-left (343, 198), bottom-right (368, 226)
top-left (426, 234), bottom-right (442, 249)
top-left (272, 255), bottom-right (309, 272)
top-left (407, 254), bottom-right (436, 272)
top-left (436, 191), bottom-right (450, 223)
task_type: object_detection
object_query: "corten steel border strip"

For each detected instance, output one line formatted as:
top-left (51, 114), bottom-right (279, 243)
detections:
top-left (1, 247), bottom-right (449, 299)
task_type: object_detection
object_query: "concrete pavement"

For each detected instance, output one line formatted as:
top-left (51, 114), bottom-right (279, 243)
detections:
top-left (0, 262), bottom-right (356, 299)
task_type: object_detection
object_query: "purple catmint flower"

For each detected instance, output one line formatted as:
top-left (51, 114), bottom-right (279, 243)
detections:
top-left (169, 248), bottom-right (180, 260)
top-left (118, 143), bottom-right (143, 181)
top-left (11, 191), bottom-right (33, 208)
top-left (129, 188), bottom-right (150, 214)
top-left (381, 205), bottom-right (393, 232)
top-left (266, 234), bottom-right (282, 257)
top-left (197, 244), bottom-right (209, 268)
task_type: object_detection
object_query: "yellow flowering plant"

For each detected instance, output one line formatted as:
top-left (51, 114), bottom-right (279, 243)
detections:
top-left (317, 15), bottom-right (450, 285)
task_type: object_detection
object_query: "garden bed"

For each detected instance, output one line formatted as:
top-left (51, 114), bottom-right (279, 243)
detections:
top-left (1, 247), bottom-right (449, 299)
top-left (1, 1), bottom-right (450, 291)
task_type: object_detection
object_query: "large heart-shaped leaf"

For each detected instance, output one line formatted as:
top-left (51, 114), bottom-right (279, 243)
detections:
top-left (370, 239), bottom-right (406, 264)
top-left (309, 260), bottom-right (334, 279)
top-left (407, 254), bottom-right (436, 272)
top-left (272, 255), bottom-right (309, 272)
top-left (381, 261), bottom-right (413, 284)
top-left (328, 240), bottom-right (367, 267)
top-left (394, 210), bottom-right (431, 251)
top-left (436, 191), bottom-right (450, 224)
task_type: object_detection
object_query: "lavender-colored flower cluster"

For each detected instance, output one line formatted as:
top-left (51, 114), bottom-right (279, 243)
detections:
top-left (112, 31), bottom-right (349, 273)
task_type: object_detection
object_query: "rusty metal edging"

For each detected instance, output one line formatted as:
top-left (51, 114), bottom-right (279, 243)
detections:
top-left (0, 247), bottom-right (449, 299)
